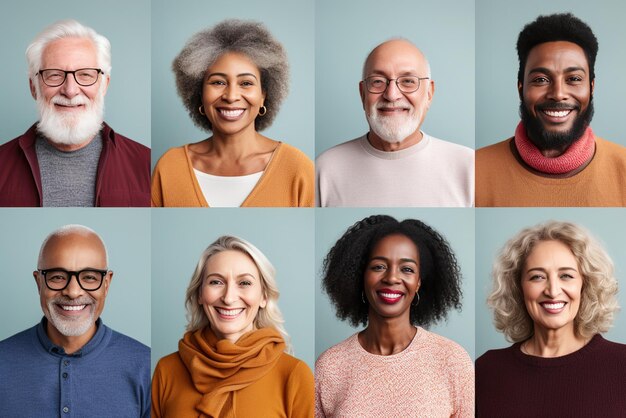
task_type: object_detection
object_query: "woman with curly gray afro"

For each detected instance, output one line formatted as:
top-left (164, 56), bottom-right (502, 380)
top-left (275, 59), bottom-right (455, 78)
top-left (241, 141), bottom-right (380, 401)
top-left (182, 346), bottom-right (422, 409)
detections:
top-left (151, 20), bottom-right (314, 208)
top-left (476, 221), bottom-right (626, 417)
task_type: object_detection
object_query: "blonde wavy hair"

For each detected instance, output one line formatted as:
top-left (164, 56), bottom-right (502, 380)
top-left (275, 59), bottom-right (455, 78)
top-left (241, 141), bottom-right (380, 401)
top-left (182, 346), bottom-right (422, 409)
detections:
top-left (488, 221), bottom-right (619, 342)
top-left (184, 235), bottom-right (292, 353)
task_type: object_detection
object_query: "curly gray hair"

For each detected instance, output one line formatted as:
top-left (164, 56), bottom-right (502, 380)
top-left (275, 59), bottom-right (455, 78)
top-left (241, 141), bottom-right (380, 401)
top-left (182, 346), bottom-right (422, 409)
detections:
top-left (173, 19), bottom-right (289, 132)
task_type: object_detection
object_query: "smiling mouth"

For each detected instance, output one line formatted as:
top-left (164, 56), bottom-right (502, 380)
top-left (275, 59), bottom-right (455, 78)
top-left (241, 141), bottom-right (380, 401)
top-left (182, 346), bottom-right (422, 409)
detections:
top-left (218, 108), bottom-right (245, 120)
top-left (215, 307), bottom-right (244, 318)
top-left (540, 301), bottom-right (567, 313)
top-left (376, 290), bottom-right (404, 304)
top-left (541, 109), bottom-right (573, 118)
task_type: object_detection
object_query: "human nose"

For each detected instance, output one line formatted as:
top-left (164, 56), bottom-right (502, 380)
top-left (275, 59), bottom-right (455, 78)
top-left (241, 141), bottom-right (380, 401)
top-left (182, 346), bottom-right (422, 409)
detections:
top-left (221, 83), bottom-right (240, 103)
top-left (59, 73), bottom-right (81, 98)
top-left (62, 274), bottom-right (84, 298)
top-left (547, 78), bottom-right (568, 101)
top-left (221, 282), bottom-right (238, 305)
top-left (543, 275), bottom-right (562, 298)
top-left (381, 265), bottom-right (402, 284)
top-left (382, 79), bottom-right (404, 101)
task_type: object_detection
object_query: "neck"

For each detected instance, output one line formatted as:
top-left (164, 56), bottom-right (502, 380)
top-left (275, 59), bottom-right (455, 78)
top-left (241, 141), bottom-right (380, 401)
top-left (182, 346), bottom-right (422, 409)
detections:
top-left (523, 325), bottom-right (588, 358)
top-left (359, 314), bottom-right (416, 355)
top-left (209, 127), bottom-right (268, 159)
top-left (46, 320), bottom-right (97, 355)
top-left (367, 129), bottom-right (423, 152)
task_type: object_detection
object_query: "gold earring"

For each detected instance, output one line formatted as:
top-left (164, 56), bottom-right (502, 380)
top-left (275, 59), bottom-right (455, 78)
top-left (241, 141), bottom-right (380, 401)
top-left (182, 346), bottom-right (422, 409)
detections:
top-left (258, 105), bottom-right (267, 116)
top-left (199, 105), bottom-right (206, 115)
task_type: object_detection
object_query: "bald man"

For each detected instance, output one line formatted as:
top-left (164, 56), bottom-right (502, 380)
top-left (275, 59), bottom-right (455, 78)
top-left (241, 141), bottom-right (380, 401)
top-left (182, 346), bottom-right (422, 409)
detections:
top-left (316, 39), bottom-right (474, 207)
top-left (0, 225), bottom-right (150, 418)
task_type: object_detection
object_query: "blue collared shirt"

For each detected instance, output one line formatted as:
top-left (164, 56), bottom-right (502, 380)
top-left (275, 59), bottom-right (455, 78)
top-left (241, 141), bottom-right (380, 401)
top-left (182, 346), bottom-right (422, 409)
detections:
top-left (0, 318), bottom-right (150, 418)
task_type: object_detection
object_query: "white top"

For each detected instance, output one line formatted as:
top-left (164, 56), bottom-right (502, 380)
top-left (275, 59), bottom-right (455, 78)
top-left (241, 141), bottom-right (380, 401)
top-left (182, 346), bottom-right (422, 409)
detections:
top-left (193, 169), bottom-right (263, 207)
top-left (315, 133), bottom-right (475, 207)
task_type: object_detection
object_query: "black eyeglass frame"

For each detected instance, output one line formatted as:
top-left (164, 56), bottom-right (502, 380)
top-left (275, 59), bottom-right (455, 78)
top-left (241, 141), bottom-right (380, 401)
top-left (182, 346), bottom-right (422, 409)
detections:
top-left (38, 268), bottom-right (109, 291)
top-left (363, 76), bottom-right (431, 94)
top-left (36, 68), bottom-right (104, 87)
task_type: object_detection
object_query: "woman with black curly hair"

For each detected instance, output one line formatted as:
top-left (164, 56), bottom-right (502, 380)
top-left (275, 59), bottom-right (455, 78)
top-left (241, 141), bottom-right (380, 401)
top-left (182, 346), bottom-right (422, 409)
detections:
top-left (315, 215), bottom-right (473, 418)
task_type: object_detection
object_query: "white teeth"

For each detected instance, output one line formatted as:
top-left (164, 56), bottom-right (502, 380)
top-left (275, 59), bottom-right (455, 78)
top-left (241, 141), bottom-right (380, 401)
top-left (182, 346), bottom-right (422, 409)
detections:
top-left (542, 302), bottom-right (565, 310)
top-left (61, 305), bottom-right (86, 311)
top-left (220, 109), bottom-right (244, 117)
top-left (216, 308), bottom-right (243, 317)
top-left (543, 109), bottom-right (571, 117)
top-left (380, 292), bottom-right (402, 299)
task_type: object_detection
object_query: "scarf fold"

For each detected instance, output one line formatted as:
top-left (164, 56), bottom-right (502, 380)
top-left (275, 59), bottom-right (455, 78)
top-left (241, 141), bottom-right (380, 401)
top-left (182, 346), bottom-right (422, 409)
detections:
top-left (178, 327), bottom-right (285, 418)
top-left (514, 121), bottom-right (595, 174)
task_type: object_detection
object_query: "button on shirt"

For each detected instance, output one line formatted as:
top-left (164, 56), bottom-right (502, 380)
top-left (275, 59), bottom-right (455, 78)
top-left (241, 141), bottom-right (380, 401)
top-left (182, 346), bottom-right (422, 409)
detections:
top-left (0, 318), bottom-right (150, 418)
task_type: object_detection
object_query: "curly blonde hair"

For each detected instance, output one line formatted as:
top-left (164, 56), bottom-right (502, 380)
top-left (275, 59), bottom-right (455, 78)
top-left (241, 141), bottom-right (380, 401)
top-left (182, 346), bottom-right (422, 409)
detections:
top-left (488, 221), bottom-right (619, 342)
top-left (184, 235), bottom-right (291, 353)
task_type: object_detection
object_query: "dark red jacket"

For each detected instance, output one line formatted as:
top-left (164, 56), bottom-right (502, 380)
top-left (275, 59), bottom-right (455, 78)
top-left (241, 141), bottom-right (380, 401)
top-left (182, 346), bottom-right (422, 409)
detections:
top-left (0, 123), bottom-right (150, 207)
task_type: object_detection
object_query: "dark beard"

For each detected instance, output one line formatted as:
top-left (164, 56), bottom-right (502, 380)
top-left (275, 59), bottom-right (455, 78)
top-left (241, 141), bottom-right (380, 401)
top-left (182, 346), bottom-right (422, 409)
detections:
top-left (519, 98), bottom-right (594, 153)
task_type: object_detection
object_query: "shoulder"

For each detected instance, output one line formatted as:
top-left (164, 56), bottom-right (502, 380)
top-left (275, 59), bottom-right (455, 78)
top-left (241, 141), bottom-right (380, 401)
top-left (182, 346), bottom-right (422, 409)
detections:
top-left (153, 145), bottom-right (188, 171)
top-left (592, 335), bottom-right (626, 359)
top-left (595, 136), bottom-right (626, 159)
top-left (427, 134), bottom-right (474, 156)
top-left (315, 334), bottom-right (357, 372)
top-left (420, 330), bottom-right (472, 367)
top-left (316, 137), bottom-right (365, 165)
top-left (274, 142), bottom-right (314, 172)
top-left (0, 136), bottom-right (22, 154)
top-left (154, 351), bottom-right (186, 375)
top-left (276, 353), bottom-right (314, 383)
top-left (475, 345), bottom-right (516, 369)
top-left (106, 124), bottom-right (150, 155)
top-left (0, 325), bottom-right (36, 351)
top-left (107, 328), bottom-right (150, 359)
top-left (476, 138), bottom-right (512, 157)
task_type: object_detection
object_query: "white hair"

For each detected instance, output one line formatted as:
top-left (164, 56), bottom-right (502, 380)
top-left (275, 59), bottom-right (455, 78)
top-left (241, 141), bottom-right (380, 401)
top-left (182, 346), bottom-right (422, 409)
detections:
top-left (37, 224), bottom-right (109, 268)
top-left (26, 19), bottom-right (112, 80)
top-left (362, 37), bottom-right (432, 79)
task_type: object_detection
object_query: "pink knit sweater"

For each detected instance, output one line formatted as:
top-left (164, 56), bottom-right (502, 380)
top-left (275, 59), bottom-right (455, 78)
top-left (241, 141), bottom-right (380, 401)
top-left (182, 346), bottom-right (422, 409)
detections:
top-left (315, 327), bottom-right (474, 417)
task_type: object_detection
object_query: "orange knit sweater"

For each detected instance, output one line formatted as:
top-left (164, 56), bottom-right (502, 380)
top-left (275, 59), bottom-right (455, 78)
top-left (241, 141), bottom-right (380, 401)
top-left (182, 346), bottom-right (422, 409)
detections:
top-left (151, 142), bottom-right (314, 207)
top-left (476, 137), bottom-right (626, 207)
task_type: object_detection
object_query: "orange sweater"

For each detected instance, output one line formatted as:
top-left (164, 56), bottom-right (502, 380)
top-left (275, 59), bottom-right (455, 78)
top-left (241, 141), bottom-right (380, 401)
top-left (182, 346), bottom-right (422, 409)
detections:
top-left (151, 143), bottom-right (314, 207)
top-left (476, 137), bottom-right (626, 207)
top-left (152, 350), bottom-right (314, 418)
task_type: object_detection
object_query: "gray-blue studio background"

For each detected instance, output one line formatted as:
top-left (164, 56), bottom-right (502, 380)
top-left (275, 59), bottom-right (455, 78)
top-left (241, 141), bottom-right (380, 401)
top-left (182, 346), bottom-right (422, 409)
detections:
top-left (0, 0), bottom-right (150, 147)
top-left (315, 209), bottom-right (475, 360)
top-left (151, 0), bottom-right (315, 170)
top-left (476, 0), bottom-right (626, 148)
top-left (315, 0), bottom-right (475, 157)
top-left (151, 209), bottom-right (315, 372)
top-left (475, 209), bottom-right (626, 358)
top-left (0, 209), bottom-right (151, 347)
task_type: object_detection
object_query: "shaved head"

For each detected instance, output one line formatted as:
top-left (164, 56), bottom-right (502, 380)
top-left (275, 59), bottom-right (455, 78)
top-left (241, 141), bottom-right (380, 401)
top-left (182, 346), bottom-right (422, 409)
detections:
top-left (362, 38), bottom-right (431, 79)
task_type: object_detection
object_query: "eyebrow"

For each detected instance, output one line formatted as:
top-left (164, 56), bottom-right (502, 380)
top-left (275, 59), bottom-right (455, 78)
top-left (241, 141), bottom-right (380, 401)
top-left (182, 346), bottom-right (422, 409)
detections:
top-left (370, 256), bottom-right (418, 265)
top-left (205, 272), bottom-right (257, 280)
top-left (525, 266), bottom-right (578, 274)
top-left (206, 72), bottom-right (259, 80)
top-left (527, 66), bottom-right (587, 75)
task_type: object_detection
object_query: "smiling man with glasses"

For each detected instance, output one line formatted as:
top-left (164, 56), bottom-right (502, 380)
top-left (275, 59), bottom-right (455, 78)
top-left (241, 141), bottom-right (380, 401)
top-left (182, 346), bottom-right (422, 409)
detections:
top-left (316, 38), bottom-right (474, 207)
top-left (0, 19), bottom-right (150, 207)
top-left (0, 224), bottom-right (150, 417)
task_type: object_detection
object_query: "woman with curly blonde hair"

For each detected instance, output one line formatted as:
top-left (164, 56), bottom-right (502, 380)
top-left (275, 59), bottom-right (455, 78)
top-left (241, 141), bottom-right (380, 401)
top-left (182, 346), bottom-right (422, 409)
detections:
top-left (151, 235), bottom-right (313, 418)
top-left (476, 221), bottom-right (626, 417)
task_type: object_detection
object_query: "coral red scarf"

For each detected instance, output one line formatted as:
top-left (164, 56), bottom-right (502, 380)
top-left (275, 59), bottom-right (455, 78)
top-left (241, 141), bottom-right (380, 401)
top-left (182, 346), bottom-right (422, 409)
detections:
top-left (178, 327), bottom-right (285, 418)
top-left (514, 121), bottom-right (595, 174)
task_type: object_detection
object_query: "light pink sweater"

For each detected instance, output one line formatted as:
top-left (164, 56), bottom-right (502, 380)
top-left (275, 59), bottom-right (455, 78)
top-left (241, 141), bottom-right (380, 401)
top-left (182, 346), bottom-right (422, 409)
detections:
top-left (315, 328), bottom-right (474, 418)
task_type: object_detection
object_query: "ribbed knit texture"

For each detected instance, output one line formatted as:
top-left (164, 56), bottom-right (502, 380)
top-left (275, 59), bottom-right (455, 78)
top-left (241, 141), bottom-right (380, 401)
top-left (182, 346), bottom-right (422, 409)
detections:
top-left (315, 328), bottom-right (474, 417)
top-left (152, 327), bottom-right (314, 418)
top-left (151, 142), bottom-right (314, 207)
top-left (476, 334), bottom-right (626, 418)
top-left (514, 122), bottom-right (595, 174)
top-left (476, 135), bottom-right (626, 206)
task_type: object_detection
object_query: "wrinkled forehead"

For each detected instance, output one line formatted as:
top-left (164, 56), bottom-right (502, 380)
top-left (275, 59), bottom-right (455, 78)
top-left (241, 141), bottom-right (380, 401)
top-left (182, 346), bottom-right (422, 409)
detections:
top-left (364, 40), bottom-right (428, 77)
top-left (41, 37), bottom-right (99, 69)
top-left (40, 232), bottom-right (107, 269)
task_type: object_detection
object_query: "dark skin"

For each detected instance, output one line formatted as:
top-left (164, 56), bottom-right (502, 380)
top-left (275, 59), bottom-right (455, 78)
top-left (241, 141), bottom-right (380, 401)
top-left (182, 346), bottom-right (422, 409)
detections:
top-left (518, 41), bottom-right (594, 158)
top-left (358, 234), bottom-right (421, 355)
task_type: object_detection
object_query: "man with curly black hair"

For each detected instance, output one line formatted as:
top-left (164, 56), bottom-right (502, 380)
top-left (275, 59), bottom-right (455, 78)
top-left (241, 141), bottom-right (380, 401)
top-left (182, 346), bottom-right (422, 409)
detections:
top-left (476, 13), bottom-right (626, 207)
top-left (315, 215), bottom-right (473, 417)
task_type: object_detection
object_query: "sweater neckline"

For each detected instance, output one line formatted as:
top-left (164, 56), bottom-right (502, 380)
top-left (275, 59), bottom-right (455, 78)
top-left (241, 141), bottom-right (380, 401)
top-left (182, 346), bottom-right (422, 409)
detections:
top-left (512, 333), bottom-right (603, 367)
top-left (359, 133), bottom-right (430, 160)
top-left (352, 326), bottom-right (423, 360)
top-left (36, 316), bottom-right (109, 358)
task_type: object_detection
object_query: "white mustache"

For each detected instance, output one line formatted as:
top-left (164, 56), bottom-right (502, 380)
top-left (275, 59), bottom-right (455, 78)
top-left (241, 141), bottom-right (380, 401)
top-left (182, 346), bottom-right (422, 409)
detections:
top-left (377, 102), bottom-right (412, 110)
top-left (51, 95), bottom-right (90, 107)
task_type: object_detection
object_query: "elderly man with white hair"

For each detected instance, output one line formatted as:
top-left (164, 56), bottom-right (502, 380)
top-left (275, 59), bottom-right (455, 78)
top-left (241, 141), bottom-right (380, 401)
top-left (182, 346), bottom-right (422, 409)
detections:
top-left (316, 38), bottom-right (474, 207)
top-left (0, 19), bottom-right (150, 207)
top-left (0, 224), bottom-right (150, 417)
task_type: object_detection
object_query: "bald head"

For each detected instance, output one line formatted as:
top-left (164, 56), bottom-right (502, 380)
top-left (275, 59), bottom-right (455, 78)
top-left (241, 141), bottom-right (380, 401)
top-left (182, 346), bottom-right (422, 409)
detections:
top-left (38, 225), bottom-right (108, 269)
top-left (362, 39), bottom-right (431, 80)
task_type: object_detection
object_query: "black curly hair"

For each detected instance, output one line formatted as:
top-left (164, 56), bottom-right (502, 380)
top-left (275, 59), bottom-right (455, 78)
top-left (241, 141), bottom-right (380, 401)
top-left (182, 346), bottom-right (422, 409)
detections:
top-left (322, 215), bottom-right (463, 328)
top-left (517, 13), bottom-right (598, 84)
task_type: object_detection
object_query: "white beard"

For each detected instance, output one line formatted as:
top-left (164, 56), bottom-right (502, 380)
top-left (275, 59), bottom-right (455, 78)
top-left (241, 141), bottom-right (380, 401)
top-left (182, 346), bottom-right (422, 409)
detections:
top-left (36, 84), bottom-right (105, 146)
top-left (45, 296), bottom-right (96, 337)
top-left (366, 102), bottom-right (422, 144)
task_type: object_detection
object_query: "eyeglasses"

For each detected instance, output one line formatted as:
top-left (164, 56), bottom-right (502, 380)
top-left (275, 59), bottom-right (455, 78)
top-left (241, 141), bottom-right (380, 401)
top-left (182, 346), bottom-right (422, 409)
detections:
top-left (36, 68), bottom-right (104, 87)
top-left (38, 268), bottom-right (109, 291)
top-left (363, 76), bottom-right (430, 94)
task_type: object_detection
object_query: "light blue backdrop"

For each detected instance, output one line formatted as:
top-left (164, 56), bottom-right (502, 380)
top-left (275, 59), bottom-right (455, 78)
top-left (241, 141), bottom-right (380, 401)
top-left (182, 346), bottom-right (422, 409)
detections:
top-left (151, 0), bottom-right (315, 170)
top-left (0, 0), bottom-right (151, 147)
top-left (151, 209), bottom-right (315, 372)
top-left (315, 208), bottom-right (475, 361)
top-left (475, 208), bottom-right (626, 358)
top-left (476, 0), bottom-right (626, 148)
top-left (0, 208), bottom-right (151, 347)
top-left (315, 0), bottom-right (475, 156)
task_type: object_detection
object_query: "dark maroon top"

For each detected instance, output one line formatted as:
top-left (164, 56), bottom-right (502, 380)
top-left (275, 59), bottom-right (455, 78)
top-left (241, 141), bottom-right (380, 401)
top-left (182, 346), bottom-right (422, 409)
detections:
top-left (0, 123), bottom-right (150, 207)
top-left (476, 334), bottom-right (626, 417)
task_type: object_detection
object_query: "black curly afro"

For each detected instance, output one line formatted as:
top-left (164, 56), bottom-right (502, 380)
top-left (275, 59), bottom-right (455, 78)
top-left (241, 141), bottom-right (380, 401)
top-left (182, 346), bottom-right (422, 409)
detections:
top-left (517, 13), bottom-right (598, 84)
top-left (322, 215), bottom-right (463, 328)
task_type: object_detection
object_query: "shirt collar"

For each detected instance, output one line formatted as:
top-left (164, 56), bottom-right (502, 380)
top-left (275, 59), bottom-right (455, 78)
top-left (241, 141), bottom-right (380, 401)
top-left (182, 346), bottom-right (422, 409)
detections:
top-left (36, 316), bottom-right (106, 357)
